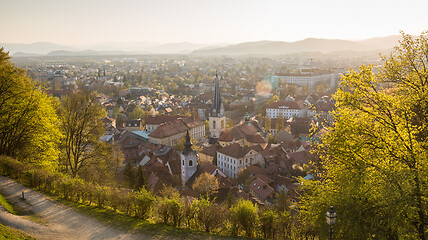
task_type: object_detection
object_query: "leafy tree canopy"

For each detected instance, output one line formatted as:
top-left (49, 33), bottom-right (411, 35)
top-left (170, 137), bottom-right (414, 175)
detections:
top-left (300, 32), bottom-right (428, 239)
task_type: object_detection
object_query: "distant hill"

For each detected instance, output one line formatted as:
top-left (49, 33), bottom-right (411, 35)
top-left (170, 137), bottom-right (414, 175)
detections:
top-left (1, 35), bottom-right (403, 57)
top-left (1, 42), bottom-right (77, 55)
top-left (192, 36), bottom-right (402, 55)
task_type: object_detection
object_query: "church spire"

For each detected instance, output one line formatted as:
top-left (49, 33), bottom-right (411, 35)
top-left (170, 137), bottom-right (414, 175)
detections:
top-left (211, 71), bottom-right (222, 117)
top-left (182, 130), bottom-right (193, 155)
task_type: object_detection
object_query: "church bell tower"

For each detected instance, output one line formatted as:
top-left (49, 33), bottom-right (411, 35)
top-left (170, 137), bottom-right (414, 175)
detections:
top-left (209, 71), bottom-right (226, 139)
top-left (181, 131), bottom-right (197, 184)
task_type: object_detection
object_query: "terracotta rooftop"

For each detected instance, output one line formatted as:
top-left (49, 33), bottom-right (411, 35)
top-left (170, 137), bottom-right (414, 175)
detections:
top-left (245, 134), bottom-right (267, 144)
top-left (149, 118), bottom-right (203, 139)
top-left (199, 144), bottom-right (221, 157)
top-left (250, 178), bottom-right (275, 201)
top-left (217, 143), bottom-right (262, 159)
top-left (219, 121), bottom-right (261, 142)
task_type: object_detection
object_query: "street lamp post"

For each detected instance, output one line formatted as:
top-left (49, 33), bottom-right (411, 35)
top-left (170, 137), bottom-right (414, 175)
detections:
top-left (325, 206), bottom-right (337, 240)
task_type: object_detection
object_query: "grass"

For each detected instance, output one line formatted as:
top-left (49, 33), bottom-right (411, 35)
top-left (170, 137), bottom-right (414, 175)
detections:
top-left (23, 214), bottom-right (49, 226)
top-left (0, 223), bottom-right (35, 240)
top-left (0, 193), bottom-right (17, 215)
top-left (55, 197), bottom-right (235, 239)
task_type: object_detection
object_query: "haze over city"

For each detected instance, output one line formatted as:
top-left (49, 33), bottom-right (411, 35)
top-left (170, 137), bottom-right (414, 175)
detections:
top-left (1, 0), bottom-right (427, 45)
top-left (1, 0), bottom-right (428, 239)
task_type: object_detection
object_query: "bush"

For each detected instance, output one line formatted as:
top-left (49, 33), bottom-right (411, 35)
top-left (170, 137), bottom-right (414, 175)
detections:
top-left (229, 199), bottom-right (258, 238)
top-left (133, 188), bottom-right (155, 219)
top-left (194, 197), bottom-right (226, 233)
top-left (259, 209), bottom-right (278, 239)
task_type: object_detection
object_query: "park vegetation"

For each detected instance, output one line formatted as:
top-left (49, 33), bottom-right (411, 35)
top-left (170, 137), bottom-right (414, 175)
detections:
top-left (1, 30), bottom-right (428, 239)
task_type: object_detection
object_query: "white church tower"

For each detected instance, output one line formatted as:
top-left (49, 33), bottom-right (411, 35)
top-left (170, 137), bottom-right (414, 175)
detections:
top-left (209, 71), bottom-right (226, 139)
top-left (181, 131), bottom-right (197, 184)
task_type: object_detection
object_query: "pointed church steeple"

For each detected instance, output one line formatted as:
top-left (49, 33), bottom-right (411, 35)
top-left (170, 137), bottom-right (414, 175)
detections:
top-left (211, 71), bottom-right (224, 117)
top-left (182, 130), bottom-right (193, 155)
top-left (209, 71), bottom-right (226, 139)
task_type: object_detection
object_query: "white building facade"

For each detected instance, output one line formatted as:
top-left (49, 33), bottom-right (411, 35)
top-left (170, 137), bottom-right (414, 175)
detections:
top-left (266, 101), bottom-right (305, 119)
top-left (216, 144), bottom-right (259, 178)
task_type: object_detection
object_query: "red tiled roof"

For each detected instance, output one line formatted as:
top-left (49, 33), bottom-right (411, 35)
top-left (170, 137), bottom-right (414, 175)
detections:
top-left (149, 118), bottom-right (203, 139)
top-left (288, 151), bottom-right (308, 165)
top-left (217, 143), bottom-right (262, 159)
top-left (250, 178), bottom-right (275, 201)
top-left (219, 122), bottom-right (261, 142)
top-left (218, 131), bottom-right (234, 141)
top-left (245, 134), bottom-right (267, 144)
top-left (199, 144), bottom-right (221, 157)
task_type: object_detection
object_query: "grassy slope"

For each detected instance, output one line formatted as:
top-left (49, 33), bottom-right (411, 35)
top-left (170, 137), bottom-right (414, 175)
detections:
top-left (0, 224), bottom-right (35, 240)
top-left (0, 193), bottom-right (17, 214)
top-left (57, 198), bottom-right (238, 240)
top-left (0, 194), bottom-right (35, 239)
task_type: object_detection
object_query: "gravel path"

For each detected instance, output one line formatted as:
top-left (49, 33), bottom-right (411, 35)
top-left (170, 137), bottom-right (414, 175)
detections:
top-left (0, 175), bottom-right (149, 240)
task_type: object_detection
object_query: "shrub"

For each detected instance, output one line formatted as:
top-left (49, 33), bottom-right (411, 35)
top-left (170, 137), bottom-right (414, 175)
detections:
top-left (194, 197), bottom-right (226, 233)
top-left (133, 188), bottom-right (155, 219)
top-left (229, 199), bottom-right (258, 238)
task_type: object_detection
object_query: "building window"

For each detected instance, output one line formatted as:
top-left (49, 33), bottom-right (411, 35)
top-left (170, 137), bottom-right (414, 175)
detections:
top-left (213, 120), bottom-right (216, 129)
top-left (221, 119), bottom-right (224, 129)
top-left (189, 160), bottom-right (193, 167)
top-left (182, 160), bottom-right (184, 166)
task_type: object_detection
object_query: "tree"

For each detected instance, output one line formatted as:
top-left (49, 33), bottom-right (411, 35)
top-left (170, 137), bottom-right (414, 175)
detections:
top-left (78, 142), bottom-right (123, 184)
top-left (194, 197), bottom-right (225, 233)
top-left (276, 117), bottom-right (284, 131)
top-left (192, 172), bottom-right (219, 197)
top-left (123, 162), bottom-right (136, 188)
top-left (129, 105), bottom-right (145, 120)
top-left (135, 165), bottom-right (147, 190)
top-left (300, 32), bottom-right (428, 239)
top-left (116, 113), bottom-right (127, 129)
top-left (59, 91), bottom-right (106, 177)
top-left (230, 199), bottom-right (259, 238)
top-left (173, 134), bottom-right (197, 151)
top-left (0, 48), bottom-right (60, 167)
top-left (204, 120), bottom-right (209, 137)
top-left (236, 169), bottom-right (252, 192)
top-left (259, 209), bottom-right (278, 239)
top-left (264, 117), bottom-right (271, 131)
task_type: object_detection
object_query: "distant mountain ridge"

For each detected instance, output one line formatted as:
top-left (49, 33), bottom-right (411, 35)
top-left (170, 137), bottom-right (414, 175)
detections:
top-left (192, 35), bottom-right (403, 55)
top-left (1, 35), bottom-right (403, 56)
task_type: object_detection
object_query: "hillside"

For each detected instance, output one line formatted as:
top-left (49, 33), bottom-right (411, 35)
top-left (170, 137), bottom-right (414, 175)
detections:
top-left (192, 35), bottom-right (402, 55)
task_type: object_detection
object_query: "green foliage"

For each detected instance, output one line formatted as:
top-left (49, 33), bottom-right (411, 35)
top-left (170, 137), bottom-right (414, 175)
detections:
top-left (229, 199), bottom-right (258, 238)
top-left (133, 187), bottom-right (155, 219)
top-left (59, 91), bottom-right (106, 177)
top-left (129, 105), bottom-right (146, 120)
top-left (123, 162), bottom-right (136, 188)
top-left (0, 223), bottom-right (35, 240)
top-left (193, 197), bottom-right (226, 233)
top-left (192, 172), bottom-right (219, 197)
top-left (259, 209), bottom-right (278, 239)
top-left (135, 166), bottom-right (147, 190)
top-left (157, 191), bottom-right (182, 227)
top-left (0, 48), bottom-right (61, 167)
top-left (78, 142), bottom-right (123, 184)
top-left (300, 32), bottom-right (428, 239)
top-left (0, 193), bottom-right (17, 215)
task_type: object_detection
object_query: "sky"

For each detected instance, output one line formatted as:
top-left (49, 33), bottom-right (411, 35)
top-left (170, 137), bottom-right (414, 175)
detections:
top-left (1, 0), bottom-right (427, 45)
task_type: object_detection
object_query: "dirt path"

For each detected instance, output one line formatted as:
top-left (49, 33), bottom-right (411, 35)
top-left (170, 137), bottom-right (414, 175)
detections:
top-left (0, 175), bottom-right (150, 240)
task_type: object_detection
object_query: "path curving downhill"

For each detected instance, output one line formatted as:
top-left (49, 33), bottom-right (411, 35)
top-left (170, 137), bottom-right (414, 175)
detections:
top-left (0, 175), bottom-right (149, 240)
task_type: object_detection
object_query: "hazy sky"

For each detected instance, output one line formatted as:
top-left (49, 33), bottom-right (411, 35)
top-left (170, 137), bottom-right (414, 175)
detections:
top-left (1, 0), bottom-right (427, 45)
